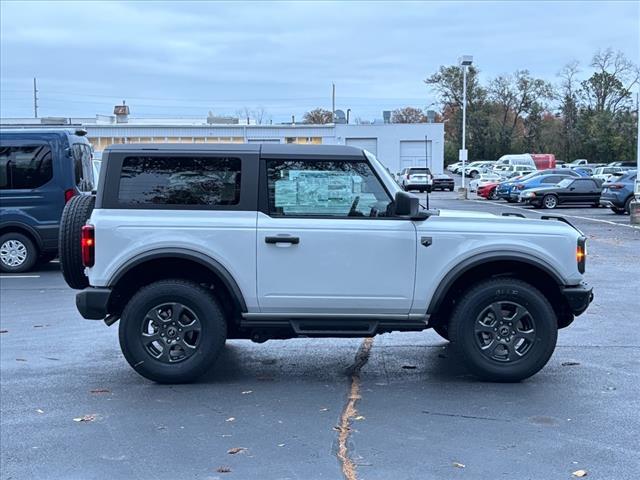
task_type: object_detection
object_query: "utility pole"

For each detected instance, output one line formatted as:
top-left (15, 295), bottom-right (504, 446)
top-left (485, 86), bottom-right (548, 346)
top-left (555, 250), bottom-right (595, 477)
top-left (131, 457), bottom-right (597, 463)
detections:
top-left (332, 83), bottom-right (336, 122)
top-left (33, 77), bottom-right (39, 118)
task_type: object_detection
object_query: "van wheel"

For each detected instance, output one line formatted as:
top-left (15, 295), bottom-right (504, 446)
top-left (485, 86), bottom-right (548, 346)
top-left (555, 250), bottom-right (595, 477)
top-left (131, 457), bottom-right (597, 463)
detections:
top-left (59, 194), bottom-right (95, 289)
top-left (449, 278), bottom-right (557, 382)
top-left (119, 280), bottom-right (227, 384)
top-left (542, 195), bottom-right (558, 209)
top-left (0, 233), bottom-right (38, 273)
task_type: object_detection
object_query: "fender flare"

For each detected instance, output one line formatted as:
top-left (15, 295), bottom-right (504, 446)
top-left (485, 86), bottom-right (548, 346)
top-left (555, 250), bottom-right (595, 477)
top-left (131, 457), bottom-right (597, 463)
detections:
top-left (109, 248), bottom-right (248, 312)
top-left (426, 252), bottom-right (565, 315)
top-left (0, 221), bottom-right (44, 249)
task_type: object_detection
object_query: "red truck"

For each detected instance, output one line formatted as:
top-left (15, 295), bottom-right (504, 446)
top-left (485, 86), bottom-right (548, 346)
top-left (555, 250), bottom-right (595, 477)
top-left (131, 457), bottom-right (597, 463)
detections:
top-left (531, 154), bottom-right (556, 169)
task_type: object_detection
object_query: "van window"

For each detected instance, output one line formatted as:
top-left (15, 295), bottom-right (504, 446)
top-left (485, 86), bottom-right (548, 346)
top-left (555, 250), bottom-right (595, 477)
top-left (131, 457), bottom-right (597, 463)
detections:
top-left (71, 143), bottom-right (95, 192)
top-left (118, 156), bottom-right (241, 206)
top-left (0, 145), bottom-right (53, 190)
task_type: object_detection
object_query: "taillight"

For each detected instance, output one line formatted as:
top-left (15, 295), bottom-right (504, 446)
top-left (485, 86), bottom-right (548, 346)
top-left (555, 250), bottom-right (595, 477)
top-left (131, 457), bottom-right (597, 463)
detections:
top-left (64, 189), bottom-right (76, 203)
top-left (607, 183), bottom-right (624, 190)
top-left (81, 225), bottom-right (95, 267)
top-left (576, 237), bottom-right (586, 274)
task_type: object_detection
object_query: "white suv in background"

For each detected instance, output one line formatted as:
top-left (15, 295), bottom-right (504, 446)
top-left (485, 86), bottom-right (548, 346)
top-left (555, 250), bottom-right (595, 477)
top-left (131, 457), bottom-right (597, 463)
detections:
top-left (398, 167), bottom-right (434, 192)
top-left (59, 144), bottom-right (592, 384)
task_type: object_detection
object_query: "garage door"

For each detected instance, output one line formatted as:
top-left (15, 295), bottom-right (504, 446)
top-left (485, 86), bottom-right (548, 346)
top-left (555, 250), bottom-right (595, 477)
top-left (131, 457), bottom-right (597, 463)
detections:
top-left (345, 138), bottom-right (377, 156)
top-left (400, 140), bottom-right (432, 170)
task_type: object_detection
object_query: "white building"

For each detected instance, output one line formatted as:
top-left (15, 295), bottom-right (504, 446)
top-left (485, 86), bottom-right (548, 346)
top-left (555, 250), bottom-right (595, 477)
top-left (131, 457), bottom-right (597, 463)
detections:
top-left (0, 116), bottom-right (445, 174)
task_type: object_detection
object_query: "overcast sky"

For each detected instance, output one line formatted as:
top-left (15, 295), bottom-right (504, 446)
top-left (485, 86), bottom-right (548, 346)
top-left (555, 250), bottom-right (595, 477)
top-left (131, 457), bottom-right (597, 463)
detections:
top-left (1, 0), bottom-right (638, 121)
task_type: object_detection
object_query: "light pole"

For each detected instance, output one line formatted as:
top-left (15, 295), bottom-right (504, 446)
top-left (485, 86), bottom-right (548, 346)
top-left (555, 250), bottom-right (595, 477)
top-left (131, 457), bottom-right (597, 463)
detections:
top-left (459, 55), bottom-right (473, 198)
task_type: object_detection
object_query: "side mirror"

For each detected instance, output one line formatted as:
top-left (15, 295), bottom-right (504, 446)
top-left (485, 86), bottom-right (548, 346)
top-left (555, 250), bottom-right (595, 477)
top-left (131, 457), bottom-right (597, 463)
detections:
top-left (394, 191), bottom-right (420, 217)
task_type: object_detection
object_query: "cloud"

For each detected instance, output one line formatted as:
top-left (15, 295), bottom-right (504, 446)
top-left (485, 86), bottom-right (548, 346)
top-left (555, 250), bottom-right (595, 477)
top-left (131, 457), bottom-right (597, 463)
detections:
top-left (1, 0), bottom-right (637, 119)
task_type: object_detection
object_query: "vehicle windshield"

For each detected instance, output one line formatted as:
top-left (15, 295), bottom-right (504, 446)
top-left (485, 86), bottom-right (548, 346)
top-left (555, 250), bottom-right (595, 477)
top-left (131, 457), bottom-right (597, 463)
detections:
top-left (364, 150), bottom-right (401, 195)
top-left (557, 178), bottom-right (573, 188)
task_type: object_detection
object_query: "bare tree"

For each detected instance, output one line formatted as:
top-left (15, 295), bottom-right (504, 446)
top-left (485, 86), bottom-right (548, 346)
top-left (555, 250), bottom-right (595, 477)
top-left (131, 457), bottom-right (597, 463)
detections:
top-left (303, 108), bottom-right (333, 124)
top-left (391, 107), bottom-right (426, 123)
top-left (582, 49), bottom-right (639, 113)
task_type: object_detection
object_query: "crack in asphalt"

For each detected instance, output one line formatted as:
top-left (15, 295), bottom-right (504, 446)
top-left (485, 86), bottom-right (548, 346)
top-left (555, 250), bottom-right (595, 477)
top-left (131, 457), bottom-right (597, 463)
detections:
top-left (336, 337), bottom-right (374, 480)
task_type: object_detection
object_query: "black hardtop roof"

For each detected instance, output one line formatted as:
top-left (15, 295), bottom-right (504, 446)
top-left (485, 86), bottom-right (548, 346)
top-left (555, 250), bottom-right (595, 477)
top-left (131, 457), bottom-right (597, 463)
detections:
top-left (104, 143), bottom-right (365, 158)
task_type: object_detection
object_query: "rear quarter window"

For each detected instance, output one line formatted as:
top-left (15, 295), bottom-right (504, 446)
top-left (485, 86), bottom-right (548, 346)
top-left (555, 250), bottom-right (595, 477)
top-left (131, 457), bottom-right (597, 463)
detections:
top-left (118, 156), bottom-right (241, 207)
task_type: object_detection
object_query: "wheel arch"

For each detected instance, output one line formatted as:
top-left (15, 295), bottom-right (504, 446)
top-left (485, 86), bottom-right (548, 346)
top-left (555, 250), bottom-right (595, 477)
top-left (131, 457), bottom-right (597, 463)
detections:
top-left (0, 222), bottom-right (43, 250)
top-left (427, 252), bottom-right (572, 328)
top-left (108, 248), bottom-right (247, 319)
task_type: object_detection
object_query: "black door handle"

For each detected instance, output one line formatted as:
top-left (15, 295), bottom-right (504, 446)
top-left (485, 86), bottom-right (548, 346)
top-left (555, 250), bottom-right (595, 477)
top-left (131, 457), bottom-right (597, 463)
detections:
top-left (265, 236), bottom-right (300, 245)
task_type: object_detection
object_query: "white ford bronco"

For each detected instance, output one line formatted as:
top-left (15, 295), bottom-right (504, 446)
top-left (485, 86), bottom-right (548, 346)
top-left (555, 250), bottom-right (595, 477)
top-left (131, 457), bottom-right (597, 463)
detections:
top-left (59, 144), bottom-right (593, 383)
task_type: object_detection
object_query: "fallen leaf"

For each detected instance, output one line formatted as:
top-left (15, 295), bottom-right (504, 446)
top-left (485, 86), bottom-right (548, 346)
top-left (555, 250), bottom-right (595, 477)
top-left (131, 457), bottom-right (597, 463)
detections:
top-left (227, 447), bottom-right (247, 455)
top-left (225, 417), bottom-right (235, 422)
top-left (90, 389), bottom-right (111, 394)
top-left (73, 414), bottom-right (96, 423)
top-left (0, 330), bottom-right (8, 334)
top-left (354, 415), bottom-right (365, 421)
top-left (15, 358), bottom-right (27, 362)
top-left (562, 361), bottom-right (580, 366)
top-left (319, 407), bottom-right (329, 412)
top-left (572, 470), bottom-right (588, 477)
top-left (277, 443), bottom-right (285, 447)
top-left (216, 467), bottom-right (231, 473)
top-left (402, 365), bottom-right (417, 369)
top-left (453, 462), bottom-right (466, 468)
top-left (35, 409), bottom-right (44, 414)
top-left (241, 390), bottom-right (253, 395)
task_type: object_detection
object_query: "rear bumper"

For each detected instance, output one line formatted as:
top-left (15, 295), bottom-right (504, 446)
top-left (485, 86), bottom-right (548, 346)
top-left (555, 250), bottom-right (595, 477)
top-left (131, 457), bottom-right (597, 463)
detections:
top-left (76, 287), bottom-right (112, 320)
top-left (561, 283), bottom-right (593, 316)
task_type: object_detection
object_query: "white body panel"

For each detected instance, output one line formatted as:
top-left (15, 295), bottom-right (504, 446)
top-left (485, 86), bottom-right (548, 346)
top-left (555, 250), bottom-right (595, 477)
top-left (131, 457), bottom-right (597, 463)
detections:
top-left (88, 209), bottom-right (260, 310)
top-left (256, 213), bottom-right (417, 314)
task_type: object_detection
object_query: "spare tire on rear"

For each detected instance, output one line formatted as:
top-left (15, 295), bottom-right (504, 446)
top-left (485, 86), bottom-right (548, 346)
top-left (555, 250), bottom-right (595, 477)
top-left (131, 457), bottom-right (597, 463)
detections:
top-left (59, 194), bottom-right (95, 289)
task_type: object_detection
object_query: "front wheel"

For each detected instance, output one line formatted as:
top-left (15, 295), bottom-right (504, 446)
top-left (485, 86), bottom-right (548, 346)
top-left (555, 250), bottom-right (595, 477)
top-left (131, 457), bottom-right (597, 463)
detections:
top-left (542, 194), bottom-right (558, 209)
top-left (449, 278), bottom-right (557, 382)
top-left (0, 232), bottom-right (38, 273)
top-left (489, 189), bottom-right (498, 200)
top-left (119, 279), bottom-right (227, 383)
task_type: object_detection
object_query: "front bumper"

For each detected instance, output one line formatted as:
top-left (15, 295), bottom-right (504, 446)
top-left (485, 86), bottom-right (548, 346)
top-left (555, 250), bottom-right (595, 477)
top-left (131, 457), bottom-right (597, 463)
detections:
top-left (76, 287), bottom-right (112, 320)
top-left (561, 283), bottom-right (593, 316)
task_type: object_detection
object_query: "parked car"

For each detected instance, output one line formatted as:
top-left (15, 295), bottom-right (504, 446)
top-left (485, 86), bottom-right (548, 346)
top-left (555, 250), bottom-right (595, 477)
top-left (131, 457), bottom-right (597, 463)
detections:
top-left (506, 173), bottom-right (576, 202)
top-left (599, 170), bottom-right (637, 214)
top-left (469, 173), bottom-right (501, 192)
top-left (0, 129), bottom-right (95, 273)
top-left (493, 154), bottom-right (537, 173)
top-left (477, 182), bottom-right (501, 200)
top-left (501, 165), bottom-right (536, 179)
top-left (569, 159), bottom-right (589, 166)
top-left (568, 166), bottom-right (594, 177)
top-left (432, 173), bottom-right (455, 191)
top-left (465, 161), bottom-right (496, 178)
top-left (61, 143), bottom-right (592, 383)
top-left (592, 166), bottom-right (626, 183)
top-left (398, 167), bottom-right (433, 192)
top-left (446, 162), bottom-right (462, 173)
top-left (495, 169), bottom-right (578, 202)
top-left (519, 177), bottom-right (602, 209)
top-left (609, 161), bottom-right (637, 168)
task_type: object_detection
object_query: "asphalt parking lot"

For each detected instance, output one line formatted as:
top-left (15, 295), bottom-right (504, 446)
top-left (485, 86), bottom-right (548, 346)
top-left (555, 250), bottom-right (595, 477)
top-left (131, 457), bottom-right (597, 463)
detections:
top-left (1, 191), bottom-right (638, 480)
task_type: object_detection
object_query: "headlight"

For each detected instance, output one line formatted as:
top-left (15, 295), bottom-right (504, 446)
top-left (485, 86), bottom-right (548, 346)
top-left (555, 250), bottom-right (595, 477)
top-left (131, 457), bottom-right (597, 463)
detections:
top-left (522, 191), bottom-right (536, 198)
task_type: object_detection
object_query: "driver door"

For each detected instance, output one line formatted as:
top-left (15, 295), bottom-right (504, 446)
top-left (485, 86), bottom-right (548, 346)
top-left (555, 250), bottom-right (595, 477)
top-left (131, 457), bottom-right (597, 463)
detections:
top-left (256, 156), bottom-right (417, 315)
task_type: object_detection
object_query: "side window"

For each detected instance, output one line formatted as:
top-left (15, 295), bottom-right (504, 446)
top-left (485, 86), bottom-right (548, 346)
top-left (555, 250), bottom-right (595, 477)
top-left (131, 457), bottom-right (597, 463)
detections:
top-left (267, 159), bottom-right (392, 217)
top-left (572, 179), bottom-right (591, 192)
top-left (542, 176), bottom-right (561, 183)
top-left (71, 143), bottom-right (94, 192)
top-left (118, 156), bottom-right (241, 206)
top-left (0, 145), bottom-right (53, 190)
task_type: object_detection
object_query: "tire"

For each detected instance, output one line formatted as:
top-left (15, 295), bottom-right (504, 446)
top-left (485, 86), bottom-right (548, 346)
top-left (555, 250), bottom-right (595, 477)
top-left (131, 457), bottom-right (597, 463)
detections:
top-left (449, 278), bottom-right (557, 382)
top-left (119, 279), bottom-right (227, 383)
top-left (624, 196), bottom-right (632, 215)
top-left (59, 194), bottom-right (95, 289)
top-left (0, 232), bottom-right (38, 273)
top-left (449, 187), bottom-right (454, 192)
top-left (611, 207), bottom-right (626, 215)
top-left (432, 323), bottom-right (449, 341)
top-left (542, 194), bottom-right (558, 209)
top-left (489, 189), bottom-right (498, 200)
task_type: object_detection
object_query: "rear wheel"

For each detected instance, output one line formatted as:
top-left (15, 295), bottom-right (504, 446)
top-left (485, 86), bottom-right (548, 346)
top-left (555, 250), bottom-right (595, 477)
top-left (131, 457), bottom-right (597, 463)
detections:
top-left (489, 189), bottom-right (498, 200)
top-left (542, 194), bottom-right (558, 209)
top-left (59, 194), bottom-right (95, 289)
top-left (119, 279), bottom-right (227, 383)
top-left (0, 232), bottom-right (38, 273)
top-left (449, 278), bottom-right (557, 382)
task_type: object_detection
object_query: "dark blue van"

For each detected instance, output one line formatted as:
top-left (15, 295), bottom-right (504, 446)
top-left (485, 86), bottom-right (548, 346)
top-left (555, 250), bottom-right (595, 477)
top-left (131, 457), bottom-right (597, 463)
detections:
top-left (0, 129), bottom-right (95, 272)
